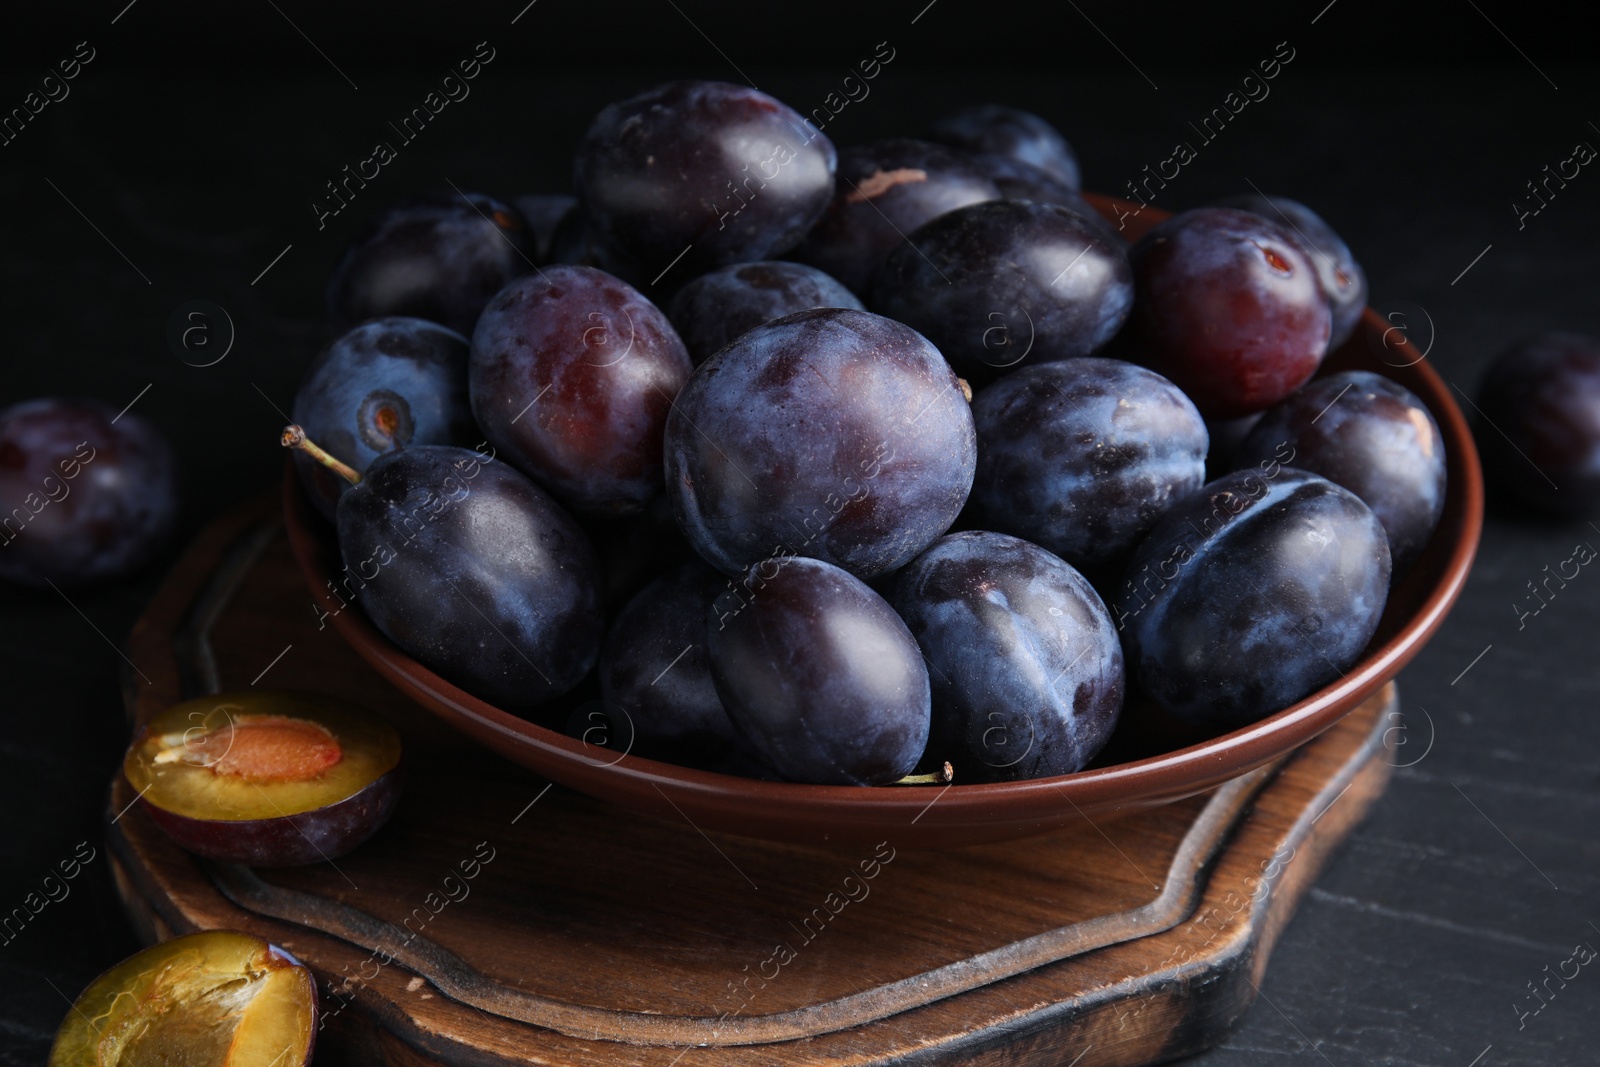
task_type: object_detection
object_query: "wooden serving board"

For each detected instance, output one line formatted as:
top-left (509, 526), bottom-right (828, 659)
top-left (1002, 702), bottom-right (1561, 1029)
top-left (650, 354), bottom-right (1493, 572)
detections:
top-left (109, 493), bottom-right (1398, 1066)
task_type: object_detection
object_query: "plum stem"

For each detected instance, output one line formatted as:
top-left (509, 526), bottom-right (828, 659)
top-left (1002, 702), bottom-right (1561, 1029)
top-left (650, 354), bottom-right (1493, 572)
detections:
top-left (893, 762), bottom-right (954, 785)
top-left (956, 379), bottom-right (973, 403)
top-left (281, 424), bottom-right (361, 485)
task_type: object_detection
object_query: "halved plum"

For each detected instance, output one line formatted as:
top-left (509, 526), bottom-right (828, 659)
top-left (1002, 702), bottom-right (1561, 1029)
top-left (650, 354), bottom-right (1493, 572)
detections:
top-left (49, 930), bottom-right (316, 1066)
top-left (123, 690), bottom-right (403, 867)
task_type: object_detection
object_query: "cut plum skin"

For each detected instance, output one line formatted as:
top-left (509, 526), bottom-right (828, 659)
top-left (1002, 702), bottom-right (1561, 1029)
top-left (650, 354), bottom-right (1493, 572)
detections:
top-left (49, 930), bottom-right (316, 1067)
top-left (125, 690), bottom-right (403, 867)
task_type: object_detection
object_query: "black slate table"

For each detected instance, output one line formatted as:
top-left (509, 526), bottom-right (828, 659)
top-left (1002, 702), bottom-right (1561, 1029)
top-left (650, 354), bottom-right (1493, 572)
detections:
top-left (2, 4), bottom-right (1597, 1062)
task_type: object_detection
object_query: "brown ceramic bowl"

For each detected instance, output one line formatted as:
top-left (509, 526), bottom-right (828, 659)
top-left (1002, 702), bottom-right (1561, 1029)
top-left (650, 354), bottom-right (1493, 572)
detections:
top-left (284, 195), bottom-right (1482, 849)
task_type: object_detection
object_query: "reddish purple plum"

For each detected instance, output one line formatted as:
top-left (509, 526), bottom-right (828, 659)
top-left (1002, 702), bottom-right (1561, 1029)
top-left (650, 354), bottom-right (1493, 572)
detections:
top-left (1476, 332), bottom-right (1600, 515)
top-left (470, 265), bottom-right (692, 515)
top-left (1127, 207), bottom-right (1331, 418)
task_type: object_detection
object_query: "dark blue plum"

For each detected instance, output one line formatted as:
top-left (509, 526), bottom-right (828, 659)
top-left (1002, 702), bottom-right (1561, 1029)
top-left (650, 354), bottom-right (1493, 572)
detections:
top-left (1233, 371), bottom-right (1445, 571)
top-left (1128, 207), bottom-right (1330, 418)
top-left (1213, 194), bottom-right (1368, 351)
top-left (574, 81), bottom-right (837, 279)
top-left (664, 308), bottom-right (977, 579)
top-left (892, 532), bottom-right (1123, 782)
top-left (336, 445), bottom-right (602, 709)
top-left (598, 562), bottom-right (752, 770)
top-left (971, 359), bottom-right (1208, 569)
top-left (291, 317), bottom-right (475, 520)
top-left (968, 154), bottom-right (1123, 246)
top-left (927, 105), bottom-right (1081, 190)
top-left (1113, 468), bottom-right (1391, 730)
top-left (793, 139), bottom-right (1000, 294)
top-left (512, 193), bottom-right (578, 263)
top-left (872, 200), bottom-right (1133, 379)
top-left (0, 398), bottom-right (177, 587)
top-left (708, 556), bottom-right (929, 785)
top-left (1476, 333), bottom-right (1600, 516)
top-left (327, 192), bottom-right (531, 336)
top-left (470, 265), bottom-right (692, 515)
top-left (668, 261), bottom-right (863, 365)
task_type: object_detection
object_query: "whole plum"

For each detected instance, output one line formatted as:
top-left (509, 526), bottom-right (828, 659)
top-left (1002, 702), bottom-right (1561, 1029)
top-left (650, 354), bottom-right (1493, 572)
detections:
top-left (892, 531), bottom-right (1123, 782)
top-left (598, 562), bottom-right (750, 770)
top-left (470, 265), bottom-right (692, 515)
top-left (291, 317), bottom-right (476, 520)
top-left (336, 444), bottom-right (602, 709)
top-left (574, 81), bottom-right (837, 278)
top-left (793, 139), bottom-right (1000, 294)
top-left (708, 556), bottom-right (929, 785)
top-left (0, 398), bottom-right (177, 587)
top-left (926, 105), bottom-right (1081, 189)
top-left (1127, 207), bottom-right (1330, 418)
top-left (1213, 194), bottom-right (1368, 351)
top-left (971, 358), bottom-right (1208, 569)
top-left (872, 199), bottom-right (1133, 379)
top-left (664, 307), bottom-right (976, 579)
top-left (1476, 332), bottom-right (1600, 515)
top-left (1233, 371), bottom-right (1445, 570)
top-left (668, 261), bottom-right (863, 364)
top-left (1113, 468), bottom-right (1391, 730)
top-left (327, 192), bottom-right (531, 336)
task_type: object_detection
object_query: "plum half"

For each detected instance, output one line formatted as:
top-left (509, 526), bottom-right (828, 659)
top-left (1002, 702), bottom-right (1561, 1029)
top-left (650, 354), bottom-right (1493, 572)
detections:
top-left (49, 930), bottom-right (316, 1066)
top-left (124, 690), bottom-right (403, 867)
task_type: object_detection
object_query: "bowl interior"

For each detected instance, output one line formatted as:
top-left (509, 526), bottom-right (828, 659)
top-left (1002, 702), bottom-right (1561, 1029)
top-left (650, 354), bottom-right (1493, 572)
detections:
top-left (283, 194), bottom-right (1483, 849)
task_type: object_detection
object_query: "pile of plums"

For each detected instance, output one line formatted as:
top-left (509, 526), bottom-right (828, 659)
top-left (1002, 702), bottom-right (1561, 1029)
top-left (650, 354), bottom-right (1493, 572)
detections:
top-left (283, 79), bottom-right (1492, 790)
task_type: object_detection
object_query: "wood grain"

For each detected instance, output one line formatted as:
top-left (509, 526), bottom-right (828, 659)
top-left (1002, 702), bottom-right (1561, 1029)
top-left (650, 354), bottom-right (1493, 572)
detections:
top-left (109, 497), bottom-right (1397, 1066)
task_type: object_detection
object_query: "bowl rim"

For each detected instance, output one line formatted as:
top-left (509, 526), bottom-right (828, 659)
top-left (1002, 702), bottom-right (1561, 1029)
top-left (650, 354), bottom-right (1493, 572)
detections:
top-left (282, 193), bottom-right (1483, 839)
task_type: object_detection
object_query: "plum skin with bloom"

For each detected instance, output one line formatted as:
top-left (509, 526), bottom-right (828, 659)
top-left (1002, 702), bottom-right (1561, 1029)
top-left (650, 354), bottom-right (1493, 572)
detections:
top-left (1475, 332), bottom-right (1600, 516)
top-left (663, 307), bottom-right (977, 580)
top-left (291, 317), bottom-right (476, 520)
top-left (971, 358), bottom-right (1208, 569)
top-left (892, 531), bottom-right (1124, 782)
top-left (0, 397), bottom-right (177, 587)
top-left (1232, 370), bottom-right (1445, 571)
top-left (668, 261), bottom-right (863, 365)
top-left (336, 445), bottom-right (603, 709)
top-left (327, 191), bottom-right (531, 336)
top-left (1113, 468), bottom-right (1391, 730)
top-left (573, 80), bottom-right (837, 277)
top-left (872, 199), bottom-right (1134, 380)
top-left (708, 555), bottom-right (930, 785)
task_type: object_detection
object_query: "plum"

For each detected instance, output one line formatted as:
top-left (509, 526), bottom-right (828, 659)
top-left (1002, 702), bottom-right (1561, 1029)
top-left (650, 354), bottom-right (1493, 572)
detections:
top-left (668, 260), bottom-right (863, 364)
top-left (327, 192), bottom-right (531, 336)
top-left (970, 358), bottom-right (1208, 569)
top-left (469, 265), bottom-right (693, 514)
top-left (1233, 370), bottom-right (1445, 570)
top-left (50, 930), bottom-right (316, 1066)
top-left (330, 443), bottom-right (603, 708)
top-left (123, 690), bottom-right (403, 867)
top-left (290, 317), bottom-right (476, 520)
top-left (0, 397), bottom-right (177, 587)
top-left (872, 199), bottom-right (1134, 379)
top-left (1113, 468), bottom-right (1391, 730)
top-left (574, 80), bottom-right (836, 278)
top-left (793, 138), bottom-right (1000, 294)
top-left (664, 307), bottom-right (976, 579)
top-left (927, 104), bottom-right (1081, 189)
top-left (1476, 332), bottom-right (1600, 515)
top-left (599, 562), bottom-right (752, 770)
top-left (1127, 207), bottom-right (1331, 418)
top-left (892, 531), bottom-right (1123, 781)
top-left (708, 555), bottom-right (929, 785)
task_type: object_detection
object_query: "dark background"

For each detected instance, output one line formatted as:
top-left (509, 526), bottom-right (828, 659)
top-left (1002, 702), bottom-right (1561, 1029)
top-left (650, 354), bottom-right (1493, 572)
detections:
top-left (2, 1), bottom-right (1597, 1063)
